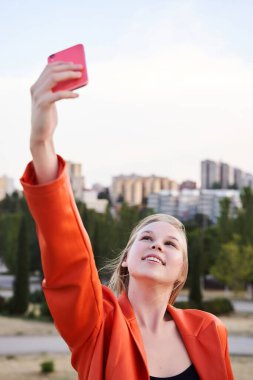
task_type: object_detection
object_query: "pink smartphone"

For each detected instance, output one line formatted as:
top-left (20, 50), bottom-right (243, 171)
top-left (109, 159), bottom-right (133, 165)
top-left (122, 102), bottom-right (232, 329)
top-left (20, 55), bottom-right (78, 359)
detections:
top-left (48, 44), bottom-right (88, 92)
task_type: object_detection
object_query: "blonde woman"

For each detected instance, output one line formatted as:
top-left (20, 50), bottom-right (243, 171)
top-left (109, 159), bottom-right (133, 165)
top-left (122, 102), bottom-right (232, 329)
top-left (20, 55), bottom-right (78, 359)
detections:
top-left (21, 62), bottom-right (234, 380)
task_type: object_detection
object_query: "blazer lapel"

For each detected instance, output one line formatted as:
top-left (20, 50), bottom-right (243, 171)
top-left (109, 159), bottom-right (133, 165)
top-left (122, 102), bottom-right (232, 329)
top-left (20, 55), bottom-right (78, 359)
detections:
top-left (118, 291), bottom-right (150, 376)
top-left (168, 305), bottom-right (228, 380)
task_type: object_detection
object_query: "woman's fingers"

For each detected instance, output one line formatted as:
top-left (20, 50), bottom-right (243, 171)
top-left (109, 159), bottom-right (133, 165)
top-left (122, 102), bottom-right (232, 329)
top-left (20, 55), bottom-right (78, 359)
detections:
top-left (34, 91), bottom-right (79, 108)
top-left (31, 64), bottom-right (83, 104)
top-left (39, 70), bottom-right (82, 92)
top-left (47, 62), bottom-right (83, 72)
top-left (31, 62), bottom-right (83, 95)
top-left (38, 62), bottom-right (83, 77)
top-left (51, 90), bottom-right (79, 102)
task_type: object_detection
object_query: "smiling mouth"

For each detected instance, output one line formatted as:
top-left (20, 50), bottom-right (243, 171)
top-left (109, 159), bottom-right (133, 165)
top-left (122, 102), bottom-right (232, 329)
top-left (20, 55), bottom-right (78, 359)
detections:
top-left (142, 256), bottom-right (165, 265)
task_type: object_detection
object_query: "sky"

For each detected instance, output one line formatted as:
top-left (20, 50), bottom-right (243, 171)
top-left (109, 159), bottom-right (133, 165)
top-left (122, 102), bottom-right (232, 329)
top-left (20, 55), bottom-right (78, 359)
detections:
top-left (1, 0), bottom-right (253, 189)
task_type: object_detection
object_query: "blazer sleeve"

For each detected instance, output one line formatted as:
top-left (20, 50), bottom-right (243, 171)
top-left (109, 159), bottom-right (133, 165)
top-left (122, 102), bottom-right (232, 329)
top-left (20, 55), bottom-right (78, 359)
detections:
top-left (20, 155), bottom-right (103, 351)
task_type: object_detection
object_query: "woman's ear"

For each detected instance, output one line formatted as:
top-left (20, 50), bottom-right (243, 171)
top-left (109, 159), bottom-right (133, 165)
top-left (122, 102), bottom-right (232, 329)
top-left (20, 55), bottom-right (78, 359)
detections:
top-left (121, 255), bottom-right (128, 267)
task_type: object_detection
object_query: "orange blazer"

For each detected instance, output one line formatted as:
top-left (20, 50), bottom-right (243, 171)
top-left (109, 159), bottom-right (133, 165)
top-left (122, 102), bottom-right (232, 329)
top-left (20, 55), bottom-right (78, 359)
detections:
top-left (20, 156), bottom-right (234, 380)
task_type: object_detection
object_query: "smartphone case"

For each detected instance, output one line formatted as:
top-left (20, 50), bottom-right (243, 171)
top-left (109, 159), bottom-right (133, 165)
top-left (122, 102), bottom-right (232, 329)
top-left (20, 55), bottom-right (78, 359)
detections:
top-left (48, 44), bottom-right (88, 92)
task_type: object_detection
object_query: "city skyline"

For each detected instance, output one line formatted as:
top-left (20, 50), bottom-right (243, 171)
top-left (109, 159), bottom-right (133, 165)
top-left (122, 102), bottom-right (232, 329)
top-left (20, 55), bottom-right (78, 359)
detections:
top-left (1, 156), bottom-right (253, 198)
top-left (1, 1), bottom-right (253, 189)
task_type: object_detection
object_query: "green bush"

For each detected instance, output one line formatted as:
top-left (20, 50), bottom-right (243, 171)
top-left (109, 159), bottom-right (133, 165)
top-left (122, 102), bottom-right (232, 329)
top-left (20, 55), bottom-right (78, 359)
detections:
top-left (40, 360), bottom-right (54, 373)
top-left (203, 298), bottom-right (234, 315)
top-left (174, 297), bottom-right (233, 316)
top-left (174, 301), bottom-right (199, 309)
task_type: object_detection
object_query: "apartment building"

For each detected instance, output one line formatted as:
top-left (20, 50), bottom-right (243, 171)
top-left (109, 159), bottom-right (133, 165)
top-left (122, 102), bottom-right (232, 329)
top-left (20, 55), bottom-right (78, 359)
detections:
top-left (148, 188), bottom-right (241, 223)
top-left (180, 180), bottom-right (197, 190)
top-left (178, 189), bottom-right (200, 220)
top-left (201, 159), bottom-right (253, 190)
top-left (197, 189), bottom-right (241, 223)
top-left (0, 175), bottom-right (15, 201)
top-left (148, 190), bottom-right (179, 216)
top-left (111, 175), bottom-right (179, 206)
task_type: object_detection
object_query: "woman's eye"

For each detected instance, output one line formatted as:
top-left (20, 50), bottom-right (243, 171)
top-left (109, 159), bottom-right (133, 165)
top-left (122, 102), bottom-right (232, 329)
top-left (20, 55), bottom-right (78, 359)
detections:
top-left (165, 241), bottom-right (175, 247)
top-left (141, 236), bottom-right (151, 241)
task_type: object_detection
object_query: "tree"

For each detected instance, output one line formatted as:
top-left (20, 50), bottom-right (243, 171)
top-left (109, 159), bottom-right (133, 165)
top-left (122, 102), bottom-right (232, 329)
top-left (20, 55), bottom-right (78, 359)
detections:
top-left (10, 215), bottom-right (30, 314)
top-left (236, 187), bottom-right (253, 244)
top-left (201, 225), bottom-right (220, 275)
top-left (79, 203), bottom-right (118, 270)
top-left (217, 198), bottom-right (233, 244)
top-left (243, 244), bottom-right (253, 299)
top-left (0, 191), bottom-right (20, 213)
top-left (211, 235), bottom-right (253, 293)
top-left (0, 192), bottom-right (41, 274)
top-left (0, 213), bottom-right (21, 273)
top-left (188, 229), bottom-right (203, 307)
top-left (113, 203), bottom-right (140, 251)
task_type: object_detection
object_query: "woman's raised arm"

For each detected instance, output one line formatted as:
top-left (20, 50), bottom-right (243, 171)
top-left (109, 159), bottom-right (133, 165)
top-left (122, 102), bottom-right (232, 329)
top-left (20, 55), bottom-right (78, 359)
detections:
top-left (21, 62), bottom-right (104, 355)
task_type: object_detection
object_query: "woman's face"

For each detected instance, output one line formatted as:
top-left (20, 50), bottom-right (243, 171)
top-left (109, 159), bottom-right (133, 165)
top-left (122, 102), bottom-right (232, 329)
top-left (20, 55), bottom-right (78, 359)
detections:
top-left (122, 221), bottom-right (184, 286)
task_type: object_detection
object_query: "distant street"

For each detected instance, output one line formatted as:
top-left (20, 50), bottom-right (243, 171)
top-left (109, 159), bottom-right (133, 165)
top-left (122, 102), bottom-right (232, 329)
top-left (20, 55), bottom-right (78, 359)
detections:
top-left (228, 336), bottom-right (253, 355)
top-left (0, 334), bottom-right (252, 356)
top-left (0, 335), bottom-right (69, 355)
top-left (232, 300), bottom-right (253, 313)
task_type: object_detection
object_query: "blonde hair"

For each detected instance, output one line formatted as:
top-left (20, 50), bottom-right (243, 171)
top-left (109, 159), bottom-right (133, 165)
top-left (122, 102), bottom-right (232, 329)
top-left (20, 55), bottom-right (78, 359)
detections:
top-left (106, 213), bottom-right (188, 305)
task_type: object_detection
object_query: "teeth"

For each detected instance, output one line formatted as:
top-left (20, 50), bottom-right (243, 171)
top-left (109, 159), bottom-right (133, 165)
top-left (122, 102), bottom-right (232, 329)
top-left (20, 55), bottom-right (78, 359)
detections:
top-left (145, 257), bottom-right (162, 264)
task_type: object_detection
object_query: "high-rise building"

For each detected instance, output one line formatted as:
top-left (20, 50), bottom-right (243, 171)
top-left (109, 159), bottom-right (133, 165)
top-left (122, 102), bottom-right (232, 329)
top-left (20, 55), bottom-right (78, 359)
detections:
top-left (220, 163), bottom-right (234, 189)
top-left (234, 169), bottom-right (253, 190)
top-left (201, 160), bottom-right (220, 189)
top-left (242, 173), bottom-right (253, 189)
top-left (201, 159), bottom-right (253, 190)
top-left (234, 168), bottom-right (243, 189)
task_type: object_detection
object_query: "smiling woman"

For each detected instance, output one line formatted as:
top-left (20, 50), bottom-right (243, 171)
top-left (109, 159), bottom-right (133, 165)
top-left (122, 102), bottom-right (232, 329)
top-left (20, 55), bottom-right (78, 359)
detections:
top-left (20, 61), bottom-right (234, 380)
top-left (108, 214), bottom-right (188, 305)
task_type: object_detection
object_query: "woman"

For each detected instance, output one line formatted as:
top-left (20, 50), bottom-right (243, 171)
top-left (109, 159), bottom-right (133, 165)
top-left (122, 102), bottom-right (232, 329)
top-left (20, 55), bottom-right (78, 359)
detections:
top-left (21, 62), bottom-right (234, 380)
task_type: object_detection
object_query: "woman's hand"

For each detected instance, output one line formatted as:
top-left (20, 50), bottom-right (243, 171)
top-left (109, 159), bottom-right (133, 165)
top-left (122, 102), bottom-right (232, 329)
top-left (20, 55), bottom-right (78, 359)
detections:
top-left (29, 62), bottom-right (83, 184)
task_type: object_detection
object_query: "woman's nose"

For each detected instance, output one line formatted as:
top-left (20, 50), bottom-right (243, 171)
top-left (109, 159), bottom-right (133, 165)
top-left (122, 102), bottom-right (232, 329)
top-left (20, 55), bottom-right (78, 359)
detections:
top-left (151, 242), bottom-right (162, 251)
